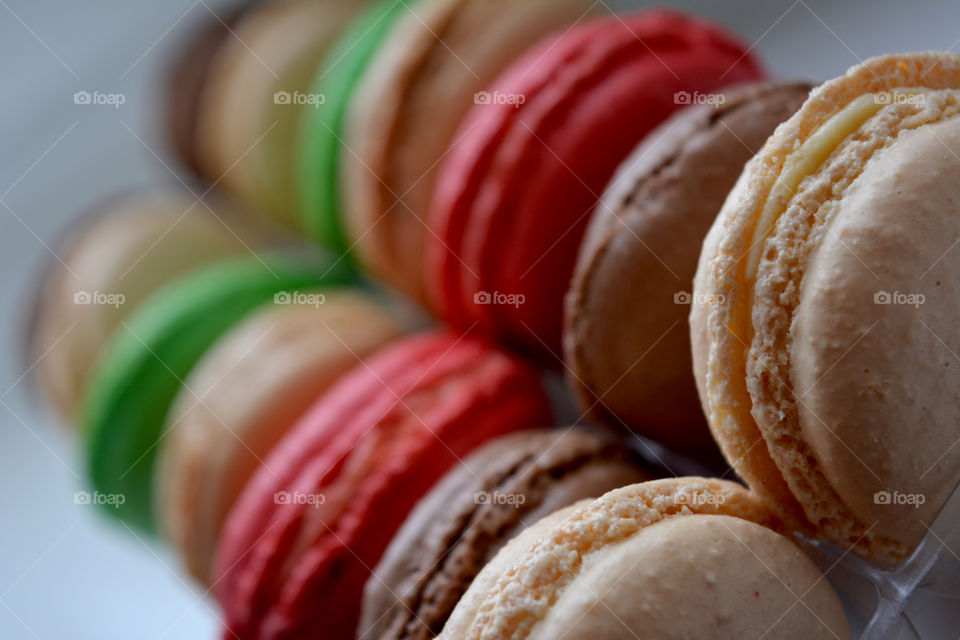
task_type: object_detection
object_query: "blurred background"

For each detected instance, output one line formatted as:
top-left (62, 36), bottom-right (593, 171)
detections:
top-left (2, 0), bottom-right (960, 637)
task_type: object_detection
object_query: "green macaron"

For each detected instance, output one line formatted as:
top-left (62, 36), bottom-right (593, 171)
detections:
top-left (82, 254), bottom-right (356, 531)
top-left (297, 0), bottom-right (416, 252)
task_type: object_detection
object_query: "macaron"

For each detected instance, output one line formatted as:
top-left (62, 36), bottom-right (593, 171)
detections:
top-left (564, 81), bottom-right (811, 461)
top-left (441, 477), bottom-right (852, 639)
top-left (299, 0), bottom-right (421, 252)
top-left (340, 0), bottom-right (594, 303)
top-left (214, 330), bottom-right (552, 640)
top-left (196, 0), bottom-right (366, 229)
top-left (83, 255), bottom-right (355, 531)
top-left (359, 428), bottom-right (651, 640)
top-left (165, 1), bottom-right (253, 175)
top-left (427, 9), bottom-right (765, 359)
top-left (691, 52), bottom-right (960, 564)
top-left (155, 290), bottom-right (403, 583)
top-left (30, 188), bottom-right (252, 421)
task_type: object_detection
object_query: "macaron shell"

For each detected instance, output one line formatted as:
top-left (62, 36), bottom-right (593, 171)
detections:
top-left (564, 82), bottom-right (810, 460)
top-left (155, 291), bottom-right (402, 583)
top-left (529, 515), bottom-right (850, 640)
top-left (342, 0), bottom-right (594, 303)
top-left (33, 192), bottom-right (249, 420)
top-left (789, 117), bottom-right (960, 551)
top-left (83, 256), bottom-right (354, 531)
top-left (361, 428), bottom-right (649, 640)
top-left (215, 332), bottom-right (552, 640)
top-left (459, 477), bottom-right (779, 640)
top-left (439, 502), bottom-right (586, 639)
top-left (430, 9), bottom-right (764, 358)
top-left (298, 0), bottom-right (413, 251)
top-left (197, 0), bottom-right (364, 229)
top-left (693, 52), bottom-right (960, 563)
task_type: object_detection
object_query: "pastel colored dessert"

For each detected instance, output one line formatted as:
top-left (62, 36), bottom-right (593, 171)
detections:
top-left (299, 0), bottom-right (417, 251)
top-left (341, 0), bottom-right (594, 303)
top-left (30, 188), bottom-right (250, 421)
top-left (427, 9), bottom-right (764, 358)
top-left (564, 82), bottom-right (811, 461)
top-left (441, 478), bottom-right (851, 639)
top-left (155, 290), bottom-right (403, 583)
top-left (214, 331), bottom-right (552, 640)
top-left (165, 1), bottom-right (253, 174)
top-left (359, 428), bottom-right (650, 640)
top-left (691, 52), bottom-right (960, 563)
top-left (196, 0), bottom-right (367, 229)
top-left (83, 255), bottom-right (355, 531)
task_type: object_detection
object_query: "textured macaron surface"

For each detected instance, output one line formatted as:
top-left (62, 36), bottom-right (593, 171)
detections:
top-left (156, 290), bottom-right (402, 583)
top-left (341, 0), bottom-right (593, 303)
top-left (564, 81), bottom-right (811, 460)
top-left (360, 428), bottom-right (649, 640)
top-left (441, 478), bottom-right (850, 640)
top-left (428, 8), bottom-right (764, 358)
top-left (83, 256), bottom-right (354, 531)
top-left (214, 331), bottom-right (552, 640)
top-left (691, 52), bottom-right (960, 563)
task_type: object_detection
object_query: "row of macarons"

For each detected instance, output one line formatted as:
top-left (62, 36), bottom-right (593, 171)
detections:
top-left (163, 0), bottom-right (779, 462)
top-left (30, 240), bottom-right (854, 640)
top-left (28, 220), bottom-right (850, 639)
top-left (31, 0), bottom-right (960, 636)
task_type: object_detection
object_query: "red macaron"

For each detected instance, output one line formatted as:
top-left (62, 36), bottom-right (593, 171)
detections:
top-left (213, 330), bottom-right (552, 640)
top-left (427, 9), bottom-right (764, 359)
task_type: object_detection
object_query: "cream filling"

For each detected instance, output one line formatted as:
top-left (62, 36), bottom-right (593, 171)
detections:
top-left (745, 88), bottom-right (927, 280)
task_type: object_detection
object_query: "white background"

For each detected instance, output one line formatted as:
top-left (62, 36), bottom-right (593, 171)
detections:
top-left (2, 1), bottom-right (960, 638)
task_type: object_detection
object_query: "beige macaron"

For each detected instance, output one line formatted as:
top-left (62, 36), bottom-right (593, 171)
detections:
top-left (154, 290), bottom-right (403, 583)
top-left (30, 189), bottom-right (252, 421)
top-left (197, 0), bottom-right (366, 229)
top-left (691, 52), bottom-right (960, 564)
top-left (440, 477), bottom-right (850, 639)
top-left (342, 0), bottom-right (593, 303)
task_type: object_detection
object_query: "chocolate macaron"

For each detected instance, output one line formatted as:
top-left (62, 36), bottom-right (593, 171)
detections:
top-left (564, 81), bottom-right (811, 460)
top-left (359, 428), bottom-right (650, 640)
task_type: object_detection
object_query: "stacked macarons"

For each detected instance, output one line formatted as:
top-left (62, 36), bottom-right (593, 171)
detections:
top-left (35, 1), bottom-right (960, 637)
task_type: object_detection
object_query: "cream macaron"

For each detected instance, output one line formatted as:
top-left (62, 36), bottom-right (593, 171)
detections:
top-left (342, 0), bottom-right (593, 303)
top-left (196, 0), bottom-right (367, 229)
top-left (441, 477), bottom-right (851, 639)
top-left (155, 290), bottom-right (403, 582)
top-left (30, 188), bottom-right (253, 420)
top-left (691, 52), bottom-right (960, 563)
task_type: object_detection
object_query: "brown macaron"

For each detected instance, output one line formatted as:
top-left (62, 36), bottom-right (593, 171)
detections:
top-left (564, 81), bottom-right (811, 461)
top-left (358, 428), bottom-right (650, 640)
